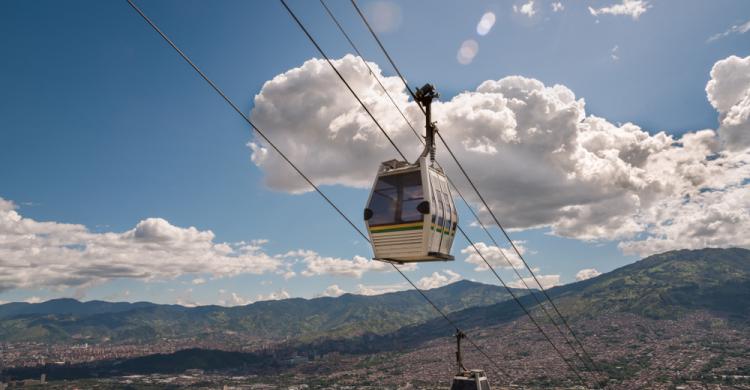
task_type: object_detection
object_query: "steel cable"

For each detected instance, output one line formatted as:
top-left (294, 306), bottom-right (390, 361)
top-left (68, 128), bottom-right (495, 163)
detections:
top-left (126, 0), bottom-right (508, 382)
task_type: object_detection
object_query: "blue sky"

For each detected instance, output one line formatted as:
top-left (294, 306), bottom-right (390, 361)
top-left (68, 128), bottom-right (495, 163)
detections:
top-left (1, 0), bottom-right (749, 305)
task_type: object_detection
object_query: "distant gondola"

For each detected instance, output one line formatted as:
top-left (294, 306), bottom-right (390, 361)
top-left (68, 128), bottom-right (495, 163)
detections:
top-left (364, 84), bottom-right (458, 263)
top-left (450, 331), bottom-right (492, 390)
top-left (451, 369), bottom-right (491, 390)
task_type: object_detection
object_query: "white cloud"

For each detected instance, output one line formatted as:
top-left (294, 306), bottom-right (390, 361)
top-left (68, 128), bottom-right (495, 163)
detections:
top-left (416, 270), bottom-right (462, 290)
top-left (618, 167), bottom-right (750, 256)
top-left (254, 289), bottom-right (290, 302)
top-left (457, 40), bottom-right (479, 65)
top-left (217, 288), bottom-right (289, 306)
top-left (0, 197), bottom-right (381, 293)
top-left (461, 242), bottom-right (526, 272)
top-left (248, 55), bottom-right (750, 258)
top-left (176, 289), bottom-right (200, 307)
top-left (551, 2), bottom-right (564, 12)
top-left (708, 19), bottom-right (750, 43)
top-left (355, 283), bottom-right (407, 296)
top-left (588, 0), bottom-right (650, 20)
top-left (575, 268), bottom-right (601, 281)
top-left (318, 284), bottom-right (346, 297)
top-left (176, 300), bottom-right (198, 307)
top-left (25, 296), bottom-right (43, 304)
top-left (231, 293), bottom-right (250, 305)
top-left (287, 249), bottom-right (405, 278)
top-left (476, 12), bottom-right (496, 36)
top-left (0, 198), bottom-right (15, 212)
top-left (508, 273), bottom-right (560, 289)
top-left (248, 55), bottom-right (419, 193)
top-left (513, 0), bottom-right (536, 18)
top-left (0, 201), bottom-right (281, 292)
top-left (706, 55), bottom-right (750, 150)
top-left (219, 292), bottom-right (250, 306)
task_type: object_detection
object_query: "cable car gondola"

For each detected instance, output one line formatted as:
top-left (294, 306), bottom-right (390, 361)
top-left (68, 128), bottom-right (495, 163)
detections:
top-left (364, 84), bottom-right (458, 263)
top-left (450, 331), bottom-right (492, 390)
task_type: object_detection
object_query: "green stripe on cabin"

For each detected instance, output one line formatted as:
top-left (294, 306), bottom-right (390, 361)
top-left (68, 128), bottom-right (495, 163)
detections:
top-left (370, 223), bottom-right (424, 233)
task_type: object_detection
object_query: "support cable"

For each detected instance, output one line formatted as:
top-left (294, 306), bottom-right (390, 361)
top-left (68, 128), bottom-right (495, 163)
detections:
top-left (125, 0), bottom-right (363, 242)
top-left (439, 132), bottom-right (601, 377)
top-left (125, 0), bottom-right (507, 382)
top-left (454, 225), bottom-right (586, 385)
top-left (282, 1), bottom-right (587, 385)
top-left (349, 0), bottom-right (602, 376)
top-left (318, 0), bottom-right (422, 143)
top-left (390, 264), bottom-right (509, 378)
top-left (279, 0), bottom-right (514, 378)
top-left (326, 0), bottom-right (593, 375)
top-left (279, 0), bottom-right (407, 162)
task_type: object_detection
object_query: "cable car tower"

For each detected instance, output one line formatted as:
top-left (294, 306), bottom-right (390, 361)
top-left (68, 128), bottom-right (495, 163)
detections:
top-left (364, 84), bottom-right (458, 263)
top-left (451, 330), bottom-right (492, 390)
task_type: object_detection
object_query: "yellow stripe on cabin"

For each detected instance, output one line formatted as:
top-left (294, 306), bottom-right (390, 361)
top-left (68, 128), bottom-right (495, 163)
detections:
top-left (369, 222), bottom-right (424, 233)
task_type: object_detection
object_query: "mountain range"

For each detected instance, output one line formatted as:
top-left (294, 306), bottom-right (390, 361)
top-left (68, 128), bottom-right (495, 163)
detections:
top-left (1, 248), bottom-right (748, 348)
top-left (2, 247), bottom-right (750, 384)
top-left (321, 247), bottom-right (750, 354)
top-left (0, 276), bottom-right (526, 344)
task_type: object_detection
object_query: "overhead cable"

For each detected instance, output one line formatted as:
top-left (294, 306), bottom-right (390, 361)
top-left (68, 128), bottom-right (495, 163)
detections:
top-left (126, 0), bottom-right (507, 382)
top-left (284, 0), bottom-right (588, 385)
top-left (349, 0), bottom-right (602, 377)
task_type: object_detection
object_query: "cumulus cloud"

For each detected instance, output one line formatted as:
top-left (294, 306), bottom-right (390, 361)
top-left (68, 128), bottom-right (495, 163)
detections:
top-left (318, 284), bottom-right (346, 297)
top-left (217, 289), bottom-right (290, 306)
top-left (513, 0), bottom-right (536, 18)
top-left (248, 55), bottom-right (422, 193)
top-left (706, 55), bottom-right (750, 150)
top-left (248, 55), bottom-right (750, 257)
top-left (217, 291), bottom-right (251, 307)
top-left (0, 197), bottom-right (383, 293)
top-left (416, 270), bottom-right (462, 290)
top-left (588, 0), bottom-right (650, 20)
top-left (254, 289), bottom-right (290, 302)
top-left (461, 242), bottom-right (526, 272)
top-left (0, 199), bottom-right (280, 292)
top-left (355, 283), bottom-right (407, 296)
top-left (551, 2), bottom-right (564, 12)
top-left (175, 288), bottom-right (200, 307)
top-left (287, 249), bottom-right (409, 278)
top-left (508, 272), bottom-right (560, 289)
top-left (575, 268), bottom-right (602, 281)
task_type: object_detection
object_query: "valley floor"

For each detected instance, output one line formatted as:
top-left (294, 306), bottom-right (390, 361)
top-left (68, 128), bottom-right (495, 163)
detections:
top-left (275, 311), bottom-right (750, 389)
top-left (4, 311), bottom-right (750, 389)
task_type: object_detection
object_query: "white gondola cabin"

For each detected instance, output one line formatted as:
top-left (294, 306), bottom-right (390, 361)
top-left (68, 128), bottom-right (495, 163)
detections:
top-left (450, 369), bottom-right (491, 390)
top-left (363, 83), bottom-right (457, 263)
top-left (364, 156), bottom-right (457, 263)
